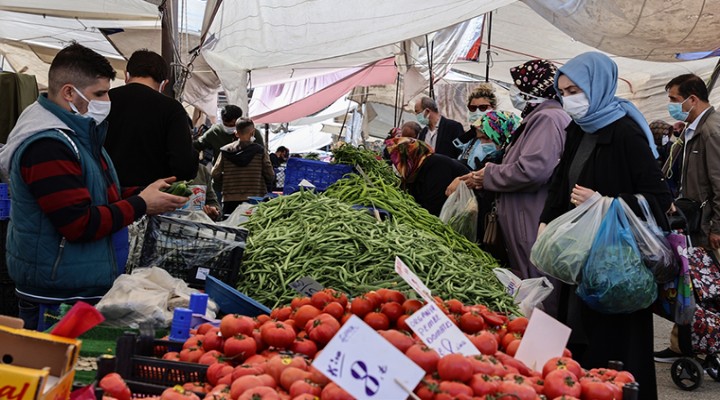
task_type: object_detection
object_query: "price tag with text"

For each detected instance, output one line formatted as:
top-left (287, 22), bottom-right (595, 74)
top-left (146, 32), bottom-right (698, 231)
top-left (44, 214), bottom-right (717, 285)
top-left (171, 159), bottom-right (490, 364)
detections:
top-left (406, 302), bottom-right (480, 357)
top-left (313, 315), bottom-right (425, 399)
top-left (289, 276), bottom-right (324, 296)
top-left (394, 257), bottom-right (434, 304)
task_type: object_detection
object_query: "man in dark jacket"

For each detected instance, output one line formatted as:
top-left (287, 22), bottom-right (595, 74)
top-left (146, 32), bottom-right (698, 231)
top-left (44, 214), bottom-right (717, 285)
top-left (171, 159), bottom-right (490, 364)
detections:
top-left (414, 96), bottom-right (464, 158)
top-left (105, 50), bottom-right (198, 187)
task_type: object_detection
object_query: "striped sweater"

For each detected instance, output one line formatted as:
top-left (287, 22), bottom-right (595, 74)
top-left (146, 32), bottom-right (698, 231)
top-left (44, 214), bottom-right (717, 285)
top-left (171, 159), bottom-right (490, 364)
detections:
top-left (20, 138), bottom-right (146, 242)
top-left (211, 141), bottom-right (274, 202)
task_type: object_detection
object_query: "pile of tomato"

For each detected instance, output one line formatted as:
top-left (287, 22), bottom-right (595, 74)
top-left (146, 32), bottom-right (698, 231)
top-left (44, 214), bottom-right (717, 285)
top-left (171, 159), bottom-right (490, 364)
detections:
top-left (105, 288), bottom-right (636, 400)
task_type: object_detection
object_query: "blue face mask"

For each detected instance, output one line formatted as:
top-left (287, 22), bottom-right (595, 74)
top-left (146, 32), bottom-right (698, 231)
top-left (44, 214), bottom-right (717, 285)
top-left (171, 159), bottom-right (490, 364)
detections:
top-left (479, 142), bottom-right (497, 158)
top-left (416, 110), bottom-right (429, 126)
top-left (668, 98), bottom-right (690, 122)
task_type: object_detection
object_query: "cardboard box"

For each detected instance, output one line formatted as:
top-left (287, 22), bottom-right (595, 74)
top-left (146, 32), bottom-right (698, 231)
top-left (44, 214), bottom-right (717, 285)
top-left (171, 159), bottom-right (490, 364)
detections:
top-left (0, 323), bottom-right (81, 400)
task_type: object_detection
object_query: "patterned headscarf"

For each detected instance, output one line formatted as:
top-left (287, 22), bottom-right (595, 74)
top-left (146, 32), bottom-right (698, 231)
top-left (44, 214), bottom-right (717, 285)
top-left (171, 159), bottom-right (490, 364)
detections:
top-left (472, 110), bottom-right (522, 147)
top-left (385, 137), bottom-right (434, 184)
top-left (510, 59), bottom-right (559, 117)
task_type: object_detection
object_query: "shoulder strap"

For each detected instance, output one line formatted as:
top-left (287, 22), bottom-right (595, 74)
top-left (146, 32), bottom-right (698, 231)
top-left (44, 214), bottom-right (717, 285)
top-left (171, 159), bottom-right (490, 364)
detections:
top-left (567, 133), bottom-right (598, 194)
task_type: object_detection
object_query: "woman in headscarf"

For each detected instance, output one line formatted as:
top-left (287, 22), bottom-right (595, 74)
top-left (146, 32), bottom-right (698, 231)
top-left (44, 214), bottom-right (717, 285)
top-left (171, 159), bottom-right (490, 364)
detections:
top-left (539, 52), bottom-right (671, 400)
top-left (454, 110), bottom-right (521, 171)
top-left (386, 137), bottom-right (469, 216)
top-left (452, 60), bottom-right (571, 317)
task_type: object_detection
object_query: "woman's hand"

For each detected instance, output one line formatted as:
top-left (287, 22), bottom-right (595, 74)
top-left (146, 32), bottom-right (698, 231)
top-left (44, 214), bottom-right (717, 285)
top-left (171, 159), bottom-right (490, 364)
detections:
top-left (570, 184), bottom-right (596, 206)
top-left (459, 168), bottom-right (485, 190)
top-left (538, 222), bottom-right (547, 237)
top-left (445, 177), bottom-right (462, 196)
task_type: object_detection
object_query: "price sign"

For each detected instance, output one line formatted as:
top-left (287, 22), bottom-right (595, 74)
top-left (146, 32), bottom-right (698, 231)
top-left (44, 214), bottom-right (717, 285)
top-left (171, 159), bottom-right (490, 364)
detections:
top-left (289, 276), bottom-right (324, 296)
top-left (313, 315), bottom-right (424, 399)
top-left (394, 257), bottom-right (434, 304)
top-left (406, 302), bottom-right (479, 357)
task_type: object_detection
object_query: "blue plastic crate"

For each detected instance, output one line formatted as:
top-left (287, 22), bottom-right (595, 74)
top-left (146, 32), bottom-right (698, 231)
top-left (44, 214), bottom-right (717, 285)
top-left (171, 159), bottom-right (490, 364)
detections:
top-left (283, 157), bottom-right (353, 195)
top-left (0, 199), bottom-right (10, 220)
top-left (205, 275), bottom-right (271, 317)
top-left (0, 183), bottom-right (8, 199)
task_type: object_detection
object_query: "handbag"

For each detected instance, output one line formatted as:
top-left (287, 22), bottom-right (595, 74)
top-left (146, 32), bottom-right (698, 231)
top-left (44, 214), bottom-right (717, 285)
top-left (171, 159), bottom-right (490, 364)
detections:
top-left (483, 203), bottom-right (500, 246)
top-left (675, 197), bottom-right (705, 234)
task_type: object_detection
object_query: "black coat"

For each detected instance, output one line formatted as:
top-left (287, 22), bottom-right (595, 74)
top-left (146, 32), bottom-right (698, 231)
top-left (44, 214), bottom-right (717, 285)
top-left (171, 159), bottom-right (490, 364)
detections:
top-left (408, 154), bottom-right (470, 216)
top-left (540, 116), bottom-right (672, 400)
top-left (418, 116), bottom-right (464, 158)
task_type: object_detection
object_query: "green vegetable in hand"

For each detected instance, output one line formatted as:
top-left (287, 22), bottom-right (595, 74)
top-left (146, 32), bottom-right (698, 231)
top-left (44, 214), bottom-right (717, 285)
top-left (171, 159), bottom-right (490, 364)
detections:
top-left (162, 181), bottom-right (192, 197)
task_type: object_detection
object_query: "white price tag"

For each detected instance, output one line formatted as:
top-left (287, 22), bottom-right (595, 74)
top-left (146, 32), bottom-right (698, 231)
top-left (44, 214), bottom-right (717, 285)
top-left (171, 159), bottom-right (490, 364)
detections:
top-left (406, 302), bottom-right (479, 357)
top-left (195, 267), bottom-right (210, 280)
top-left (514, 308), bottom-right (571, 371)
top-left (313, 315), bottom-right (424, 399)
top-left (394, 257), bottom-right (434, 304)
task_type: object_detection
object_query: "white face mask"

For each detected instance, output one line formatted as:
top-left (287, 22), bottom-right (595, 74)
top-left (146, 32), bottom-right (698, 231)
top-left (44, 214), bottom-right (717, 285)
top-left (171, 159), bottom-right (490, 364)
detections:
top-left (509, 85), bottom-right (545, 111)
top-left (224, 125), bottom-right (236, 134)
top-left (69, 86), bottom-right (111, 124)
top-left (468, 110), bottom-right (486, 124)
top-left (562, 92), bottom-right (590, 120)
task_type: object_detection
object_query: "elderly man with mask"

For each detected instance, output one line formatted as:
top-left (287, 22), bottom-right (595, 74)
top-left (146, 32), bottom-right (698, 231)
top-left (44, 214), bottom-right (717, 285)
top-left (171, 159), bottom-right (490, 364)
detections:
top-left (414, 96), bottom-right (464, 158)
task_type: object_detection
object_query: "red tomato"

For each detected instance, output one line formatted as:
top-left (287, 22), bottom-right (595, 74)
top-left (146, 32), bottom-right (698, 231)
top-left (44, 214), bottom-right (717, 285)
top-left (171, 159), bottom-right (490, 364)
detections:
top-left (198, 350), bottom-right (223, 365)
top-left (380, 301), bottom-right (404, 322)
top-left (196, 323), bottom-right (215, 335)
top-left (306, 313), bottom-right (341, 346)
top-left (289, 395), bottom-right (316, 400)
top-left (206, 363), bottom-right (233, 386)
top-left (270, 306), bottom-right (292, 321)
top-left (542, 357), bottom-right (583, 380)
top-left (459, 311), bottom-right (485, 334)
top-left (378, 329), bottom-right (415, 353)
top-left (229, 376), bottom-right (265, 399)
top-left (402, 299), bottom-right (423, 314)
top-left (506, 339), bottom-right (521, 357)
top-left (396, 314), bottom-right (411, 332)
top-left (364, 291), bottom-right (382, 308)
top-left (350, 296), bottom-right (374, 318)
top-left (378, 288), bottom-right (406, 304)
top-left (237, 386), bottom-right (280, 400)
top-left (580, 380), bottom-right (615, 400)
top-left (479, 310), bottom-right (506, 327)
top-left (182, 382), bottom-right (207, 395)
top-left (405, 344), bottom-right (440, 373)
top-left (161, 386), bottom-right (200, 400)
top-left (323, 288), bottom-right (349, 308)
top-left (544, 369), bottom-right (581, 399)
top-left (163, 351), bottom-right (181, 361)
top-left (496, 380), bottom-right (536, 400)
top-left (288, 380), bottom-right (322, 398)
top-left (265, 355), bottom-right (308, 383)
top-left (468, 355), bottom-right (497, 375)
top-left (414, 377), bottom-right (440, 400)
top-left (445, 299), bottom-right (465, 314)
top-left (291, 305), bottom-right (321, 330)
top-left (183, 335), bottom-right (204, 350)
top-left (437, 353), bottom-right (474, 382)
top-left (261, 321), bottom-right (296, 349)
top-left (202, 332), bottom-right (224, 352)
top-left (179, 347), bottom-right (205, 363)
top-left (501, 332), bottom-right (523, 351)
top-left (467, 330), bottom-right (498, 355)
top-left (469, 373), bottom-right (501, 396)
top-left (363, 311), bottom-right (390, 331)
top-left (279, 367), bottom-right (312, 391)
top-left (99, 373), bottom-right (131, 400)
top-left (289, 336), bottom-right (318, 358)
top-left (438, 381), bottom-right (473, 397)
top-left (223, 334), bottom-right (257, 362)
top-left (588, 368), bottom-right (618, 382)
top-left (231, 364), bottom-right (264, 380)
top-left (320, 382), bottom-right (354, 400)
top-left (322, 301), bottom-right (345, 320)
top-left (613, 370), bottom-right (636, 384)
top-left (219, 314), bottom-right (255, 338)
top-left (507, 316), bottom-right (529, 335)
top-left (310, 291), bottom-right (333, 309)
top-left (494, 352), bottom-right (533, 377)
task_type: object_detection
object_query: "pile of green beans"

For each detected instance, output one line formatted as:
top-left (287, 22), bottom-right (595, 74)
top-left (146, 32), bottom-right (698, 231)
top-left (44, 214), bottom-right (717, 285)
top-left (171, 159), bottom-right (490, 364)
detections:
top-left (331, 143), bottom-right (400, 186)
top-left (240, 191), bottom-right (515, 313)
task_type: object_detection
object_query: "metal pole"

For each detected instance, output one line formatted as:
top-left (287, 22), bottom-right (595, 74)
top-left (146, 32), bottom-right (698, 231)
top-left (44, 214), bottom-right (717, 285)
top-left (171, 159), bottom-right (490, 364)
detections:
top-left (160, 0), bottom-right (178, 98)
top-left (264, 123), bottom-right (270, 149)
top-left (706, 57), bottom-right (720, 95)
top-left (485, 11), bottom-right (493, 83)
top-left (425, 35), bottom-right (434, 99)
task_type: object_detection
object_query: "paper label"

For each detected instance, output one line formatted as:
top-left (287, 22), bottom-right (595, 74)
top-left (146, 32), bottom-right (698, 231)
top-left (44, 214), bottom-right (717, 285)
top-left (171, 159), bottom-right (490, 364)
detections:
top-left (289, 276), bottom-right (324, 296)
top-left (195, 267), bottom-right (210, 280)
top-left (406, 302), bottom-right (479, 357)
top-left (514, 308), bottom-right (571, 371)
top-left (394, 257), bottom-right (434, 304)
top-left (313, 315), bottom-right (424, 399)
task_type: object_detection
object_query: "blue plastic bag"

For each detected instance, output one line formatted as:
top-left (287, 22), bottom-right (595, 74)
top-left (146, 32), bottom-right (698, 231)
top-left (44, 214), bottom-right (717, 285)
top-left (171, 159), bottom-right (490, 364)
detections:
top-left (577, 198), bottom-right (657, 314)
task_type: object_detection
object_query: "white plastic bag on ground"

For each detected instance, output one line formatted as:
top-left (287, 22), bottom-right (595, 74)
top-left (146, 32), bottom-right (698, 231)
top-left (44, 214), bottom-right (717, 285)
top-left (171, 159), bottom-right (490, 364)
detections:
top-left (439, 181), bottom-right (479, 241)
top-left (530, 193), bottom-right (608, 284)
top-left (96, 267), bottom-right (217, 328)
top-left (219, 203), bottom-right (255, 227)
top-left (494, 268), bottom-right (554, 317)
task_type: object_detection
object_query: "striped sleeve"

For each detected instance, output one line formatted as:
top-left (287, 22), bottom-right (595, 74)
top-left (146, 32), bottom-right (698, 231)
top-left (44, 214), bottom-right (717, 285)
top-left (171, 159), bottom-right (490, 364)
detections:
top-left (19, 138), bottom-right (147, 242)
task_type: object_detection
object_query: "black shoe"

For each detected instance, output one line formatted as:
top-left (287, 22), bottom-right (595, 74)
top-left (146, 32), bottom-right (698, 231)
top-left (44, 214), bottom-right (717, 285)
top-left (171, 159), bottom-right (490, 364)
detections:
top-left (654, 348), bottom-right (685, 363)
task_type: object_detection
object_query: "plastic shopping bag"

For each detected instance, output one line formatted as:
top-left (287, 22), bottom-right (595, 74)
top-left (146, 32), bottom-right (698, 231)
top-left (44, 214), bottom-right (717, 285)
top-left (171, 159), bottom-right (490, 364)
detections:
top-left (577, 198), bottom-right (657, 314)
top-left (439, 181), bottom-right (479, 242)
top-left (623, 195), bottom-right (677, 283)
top-left (653, 232), bottom-right (695, 325)
top-left (494, 268), bottom-right (554, 317)
top-left (530, 192), bottom-right (606, 284)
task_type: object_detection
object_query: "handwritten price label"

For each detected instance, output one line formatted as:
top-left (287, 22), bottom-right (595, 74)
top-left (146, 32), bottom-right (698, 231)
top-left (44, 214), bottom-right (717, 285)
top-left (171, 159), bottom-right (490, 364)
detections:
top-left (288, 276), bottom-right (324, 296)
top-left (394, 257), bottom-right (434, 304)
top-left (313, 315), bottom-right (424, 399)
top-left (406, 302), bottom-right (480, 357)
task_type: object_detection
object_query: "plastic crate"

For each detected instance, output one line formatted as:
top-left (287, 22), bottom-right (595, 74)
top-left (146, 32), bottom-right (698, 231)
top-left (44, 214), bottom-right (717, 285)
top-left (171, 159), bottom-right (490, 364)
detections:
top-left (0, 199), bottom-right (9, 220)
top-left (205, 275), bottom-right (271, 317)
top-left (130, 214), bottom-right (248, 289)
top-left (282, 157), bottom-right (353, 195)
top-left (0, 183), bottom-right (8, 199)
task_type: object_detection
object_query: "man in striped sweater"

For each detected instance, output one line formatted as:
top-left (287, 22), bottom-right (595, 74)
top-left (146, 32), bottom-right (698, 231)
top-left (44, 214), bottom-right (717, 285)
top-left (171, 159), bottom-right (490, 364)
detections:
top-left (211, 118), bottom-right (275, 215)
top-left (0, 43), bottom-right (188, 329)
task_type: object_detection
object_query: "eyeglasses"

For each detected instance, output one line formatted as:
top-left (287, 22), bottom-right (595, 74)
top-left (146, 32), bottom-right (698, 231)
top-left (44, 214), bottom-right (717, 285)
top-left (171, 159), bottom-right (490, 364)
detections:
top-left (468, 104), bottom-right (492, 112)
